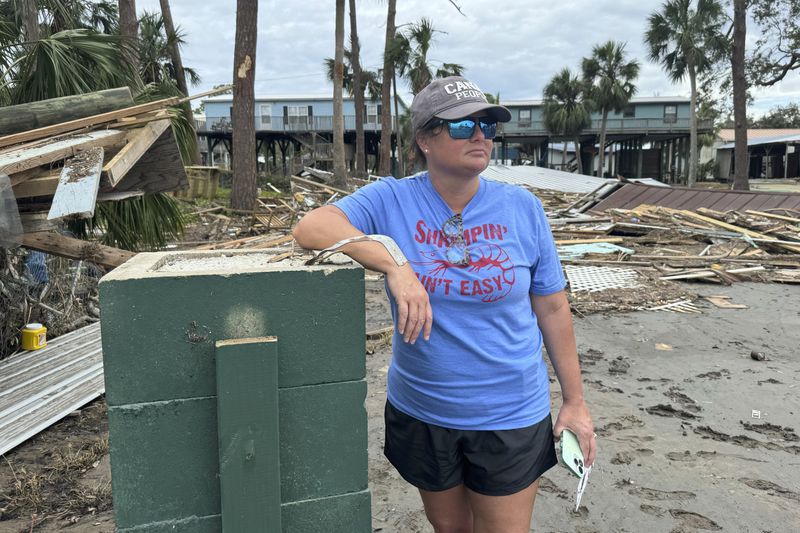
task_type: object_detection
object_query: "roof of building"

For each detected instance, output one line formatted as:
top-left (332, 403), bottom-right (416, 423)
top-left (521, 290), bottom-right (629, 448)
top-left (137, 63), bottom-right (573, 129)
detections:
top-left (501, 96), bottom-right (690, 107)
top-left (203, 94), bottom-right (379, 103)
top-left (481, 165), bottom-right (667, 194)
top-left (718, 132), bottom-right (800, 150)
top-left (718, 128), bottom-right (800, 142)
top-left (592, 182), bottom-right (800, 212)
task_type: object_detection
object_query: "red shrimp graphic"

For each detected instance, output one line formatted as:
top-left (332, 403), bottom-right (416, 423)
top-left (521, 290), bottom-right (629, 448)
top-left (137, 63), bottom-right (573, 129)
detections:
top-left (412, 244), bottom-right (515, 302)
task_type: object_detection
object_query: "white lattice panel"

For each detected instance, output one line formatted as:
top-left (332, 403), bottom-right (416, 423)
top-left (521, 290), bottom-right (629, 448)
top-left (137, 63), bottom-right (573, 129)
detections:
top-left (565, 265), bottom-right (641, 293)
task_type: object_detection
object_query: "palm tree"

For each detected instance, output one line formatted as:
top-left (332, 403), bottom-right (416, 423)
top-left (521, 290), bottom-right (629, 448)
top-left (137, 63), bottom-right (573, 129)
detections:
top-left (230, 0), bottom-right (258, 210)
top-left (731, 0), bottom-right (748, 191)
top-left (332, 0), bottom-right (347, 187)
top-left (378, 0), bottom-right (396, 176)
top-left (582, 41), bottom-right (640, 178)
top-left (543, 68), bottom-right (592, 175)
top-left (392, 18), bottom-right (464, 95)
top-left (645, 0), bottom-right (727, 186)
top-left (118, 0), bottom-right (139, 68)
top-left (348, 0), bottom-right (366, 179)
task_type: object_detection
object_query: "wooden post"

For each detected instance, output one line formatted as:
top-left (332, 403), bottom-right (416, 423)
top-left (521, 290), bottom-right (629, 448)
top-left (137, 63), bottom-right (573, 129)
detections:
top-left (0, 88), bottom-right (133, 136)
top-left (216, 337), bottom-right (281, 533)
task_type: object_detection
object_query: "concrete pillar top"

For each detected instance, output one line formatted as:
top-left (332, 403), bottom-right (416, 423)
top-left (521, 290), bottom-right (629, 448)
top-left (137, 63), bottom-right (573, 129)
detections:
top-left (101, 250), bottom-right (360, 282)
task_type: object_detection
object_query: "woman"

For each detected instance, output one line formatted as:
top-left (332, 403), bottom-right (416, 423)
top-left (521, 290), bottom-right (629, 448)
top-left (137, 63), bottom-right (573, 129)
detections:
top-left (293, 76), bottom-right (596, 533)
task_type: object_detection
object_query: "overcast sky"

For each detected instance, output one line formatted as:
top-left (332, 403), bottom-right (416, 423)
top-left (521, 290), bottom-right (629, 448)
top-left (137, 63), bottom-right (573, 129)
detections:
top-left (137, 0), bottom-right (798, 116)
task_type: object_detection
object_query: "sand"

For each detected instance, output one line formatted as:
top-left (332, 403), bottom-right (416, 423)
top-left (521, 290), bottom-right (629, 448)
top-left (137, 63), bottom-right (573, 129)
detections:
top-left (366, 281), bottom-right (800, 532)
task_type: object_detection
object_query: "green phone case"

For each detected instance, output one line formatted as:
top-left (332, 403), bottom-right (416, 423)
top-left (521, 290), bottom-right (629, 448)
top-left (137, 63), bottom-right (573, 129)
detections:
top-left (559, 429), bottom-right (586, 478)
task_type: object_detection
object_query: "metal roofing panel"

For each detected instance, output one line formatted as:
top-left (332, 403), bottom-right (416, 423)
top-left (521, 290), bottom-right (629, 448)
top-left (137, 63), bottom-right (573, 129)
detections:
top-left (592, 183), bottom-right (800, 212)
top-left (718, 133), bottom-right (800, 149)
top-left (0, 323), bottom-right (103, 455)
top-left (482, 165), bottom-right (609, 193)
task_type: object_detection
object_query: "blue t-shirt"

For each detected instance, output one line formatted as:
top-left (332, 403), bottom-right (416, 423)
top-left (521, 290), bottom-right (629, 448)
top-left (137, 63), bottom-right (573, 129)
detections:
top-left (335, 172), bottom-right (566, 430)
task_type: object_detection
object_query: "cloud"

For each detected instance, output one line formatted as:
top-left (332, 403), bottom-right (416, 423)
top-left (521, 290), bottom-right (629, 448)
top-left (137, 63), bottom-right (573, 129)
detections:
top-left (137, 0), bottom-right (797, 113)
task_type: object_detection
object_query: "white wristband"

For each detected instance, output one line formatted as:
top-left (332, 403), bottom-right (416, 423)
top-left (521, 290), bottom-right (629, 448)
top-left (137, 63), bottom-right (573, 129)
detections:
top-left (305, 234), bottom-right (408, 267)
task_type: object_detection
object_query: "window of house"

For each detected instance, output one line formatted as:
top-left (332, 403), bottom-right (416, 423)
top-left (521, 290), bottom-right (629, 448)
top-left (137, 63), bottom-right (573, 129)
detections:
top-left (287, 105), bottom-right (309, 127)
top-left (366, 104), bottom-right (379, 124)
top-left (259, 104), bottom-right (272, 129)
top-left (663, 105), bottom-right (677, 123)
top-left (623, 104), bottom-right (635, 118)
top-left (519, 108), bottom-right (532, 127)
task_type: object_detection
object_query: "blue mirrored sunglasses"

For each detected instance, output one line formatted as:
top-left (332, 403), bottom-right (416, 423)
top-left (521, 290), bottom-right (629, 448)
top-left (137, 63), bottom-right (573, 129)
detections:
top-left (433, 117), bottom-right (498, 140)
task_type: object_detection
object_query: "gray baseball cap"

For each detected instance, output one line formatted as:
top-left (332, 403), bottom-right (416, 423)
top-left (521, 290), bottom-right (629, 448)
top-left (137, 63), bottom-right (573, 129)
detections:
top-left (411, 76), bottom-right (511, 132)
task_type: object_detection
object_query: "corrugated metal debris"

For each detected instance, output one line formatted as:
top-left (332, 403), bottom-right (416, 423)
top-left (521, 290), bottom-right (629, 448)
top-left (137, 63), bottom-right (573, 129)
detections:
top-left (0, 323), bottom-right (103, 455)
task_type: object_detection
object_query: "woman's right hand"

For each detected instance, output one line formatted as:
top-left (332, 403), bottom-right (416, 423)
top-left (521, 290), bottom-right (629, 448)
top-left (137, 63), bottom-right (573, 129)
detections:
top-left (385, 264), bottom-right (433, 344)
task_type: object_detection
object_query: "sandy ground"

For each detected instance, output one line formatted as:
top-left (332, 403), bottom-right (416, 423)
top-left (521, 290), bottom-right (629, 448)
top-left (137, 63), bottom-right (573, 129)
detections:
top-left (367, 280), bottom-right (800, 533)
top-left (1, 280), bottom-right (798, 532)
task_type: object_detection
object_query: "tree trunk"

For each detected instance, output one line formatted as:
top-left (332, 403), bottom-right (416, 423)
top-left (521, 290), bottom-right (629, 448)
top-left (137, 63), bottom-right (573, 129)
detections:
top-left (379, 0), bottom-right (396, 176)
top-left (688, 67), bottom-right (698, 187)
top-left (574, 136), bottom-right (583, 175)
top-left (118, 0), bottom-right (139, 70)
top-left (159, 0), bottom-right (200, 164)
top-left (732, 0), bottom-right (750, 191)
top-left (20, 0), bottom-right (39, 42)
top-left (349, 0), bottom-right (366, 179)
top-left (230, 0), bottom-right (258, 211)
top-left (332, 0), bottom-right (347, 188)
top-left (597, 109), bottom-right (609, 177)
top-left (393, 72), bottom-right (404, 177)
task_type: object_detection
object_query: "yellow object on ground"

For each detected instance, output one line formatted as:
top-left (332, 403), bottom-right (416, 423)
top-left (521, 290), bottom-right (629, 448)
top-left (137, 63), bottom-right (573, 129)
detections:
top-left (21, 323), bottom-right (47, 350)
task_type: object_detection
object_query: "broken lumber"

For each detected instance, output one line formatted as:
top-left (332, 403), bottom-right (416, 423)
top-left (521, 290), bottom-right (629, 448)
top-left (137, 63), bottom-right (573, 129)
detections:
top-left (678, 210), bottom-right (800, 254)
top-left (553, 237), bottom-right (624, 245)
top-left (11, 172), bottom-right (60, 198)
top-left (102, 119), bottom-right (171, 186)
top-left (47, 147), bottom-right (104, 221)
top-left (1, 129), bottom-right (126, 180)
top-left (0, 97), bottom-right (180, 149)
top-left (21, 232), bottom-right (134, 269)
top-left (0, 87), bottom-right (134, 136)
top-left (290, 175), bottom-right (350, 196)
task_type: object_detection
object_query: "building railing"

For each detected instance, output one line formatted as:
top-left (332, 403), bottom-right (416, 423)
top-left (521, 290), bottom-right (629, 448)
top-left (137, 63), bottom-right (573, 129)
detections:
top-left (199, 115), bottom-right (393, 133)
top-left (197, 115), bottom-right (711, 136)
top-left (502, 118), bottom-right (714, 135)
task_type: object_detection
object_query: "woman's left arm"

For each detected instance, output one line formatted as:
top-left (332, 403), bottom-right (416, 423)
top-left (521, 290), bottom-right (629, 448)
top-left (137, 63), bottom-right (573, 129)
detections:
top-left (531, 290), bottom-right (596, 466)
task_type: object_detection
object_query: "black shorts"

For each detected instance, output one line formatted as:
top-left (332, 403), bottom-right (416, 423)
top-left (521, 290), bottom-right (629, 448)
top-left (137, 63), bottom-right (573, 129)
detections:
top-left (383, 401), bottom-right (558, 496)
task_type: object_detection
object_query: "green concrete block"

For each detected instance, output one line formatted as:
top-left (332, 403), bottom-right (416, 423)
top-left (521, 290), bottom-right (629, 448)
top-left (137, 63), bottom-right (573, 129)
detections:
top-left (100, 254), bottom-right (365, 406)
top-left (216, 338), bottom-right (281, 532)
top-left (279, 380), bottom-right (368, 502)
top-left (116, 515), bottom-right (220, 533)
top-left (281, 490), bottom-right (372, 533)
top-left (108, 398), bottom-right (220, 529)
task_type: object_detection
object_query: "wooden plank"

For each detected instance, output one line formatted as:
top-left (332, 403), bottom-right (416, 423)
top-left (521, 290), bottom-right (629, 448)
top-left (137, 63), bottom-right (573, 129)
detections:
top-left (11, 172), bottom-right (60, 198)
top-left (0, 96), bottom-right (180, 149)
top-left (103, 119), bottom-right (171, 186)
top-left (110, 128), bottom-right (187, 193)
top-left (0, 87), bottom-right (133, 136)
top-left (679, 210), bottom-right (800, 254)
top-left (48, 146), bottom-right (103, 221)
top-left (1, 129), bottom-right (125, 179)
top-left (20, 232), bottom-right (134, 269)
top-left (290, 175), bottom-right (350, 196)
top-left (553, 237), bottom-right (624, 245)
top-left (216, 338), bottom-right (281, 533)
top-left (745, 210), bottom-right (800, 224)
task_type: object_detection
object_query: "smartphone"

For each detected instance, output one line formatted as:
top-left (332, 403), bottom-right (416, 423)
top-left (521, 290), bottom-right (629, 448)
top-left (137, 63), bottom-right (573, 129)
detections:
top-left (559, 429), bottom-right (586, 478)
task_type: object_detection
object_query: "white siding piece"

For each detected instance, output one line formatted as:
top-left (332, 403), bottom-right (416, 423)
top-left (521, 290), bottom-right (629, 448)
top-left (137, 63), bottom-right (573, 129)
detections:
top-left (47, 146), bottom-right (104, 221)
top-left (0, 322), bottom-right (104, 456)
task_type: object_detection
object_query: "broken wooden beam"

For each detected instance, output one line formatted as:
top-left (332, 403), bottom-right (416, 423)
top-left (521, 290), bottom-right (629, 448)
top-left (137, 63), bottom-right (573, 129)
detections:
top-left (290, 175), bottom-right (350, 196)
top-left (21, 232), bottom-right (134, 269)
top-left (102, 119), bottom-right (171, 186)
top-left (0, 87), bottom-right (134, 136)
top-left (47, 146), bottom-right (104, 221)
top-left (11, 172), bottom-right (60, 198)
top-left (0, 97), bottom-right (180, 149)
top-left (1, 129), bottom-right (126, 180)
